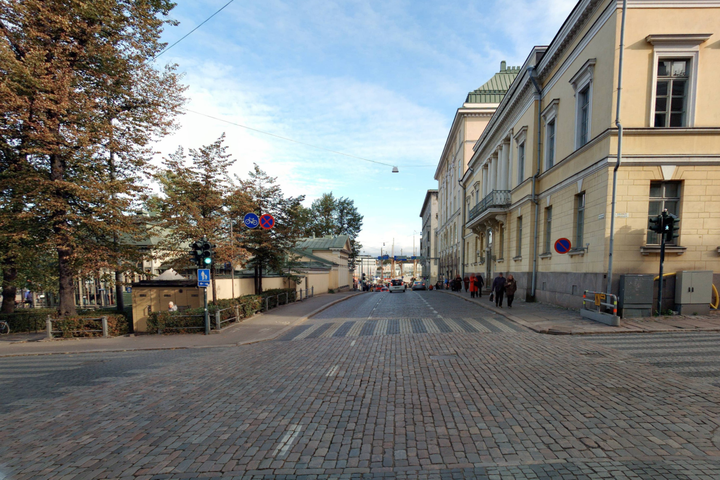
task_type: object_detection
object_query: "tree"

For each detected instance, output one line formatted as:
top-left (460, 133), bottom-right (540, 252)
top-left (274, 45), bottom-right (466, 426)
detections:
top-left (0, 0), bottom-right (185, 315)
top-left (236, 165), bottom-right (305, 294)
top-left (302, 193), bottom-right (364, 269)
top-left (151, 134), bottom-right (248, 300)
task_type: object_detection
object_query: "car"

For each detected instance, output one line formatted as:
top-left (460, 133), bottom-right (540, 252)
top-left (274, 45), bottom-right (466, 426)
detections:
top-left (411, 280), bottom-right (427, 291)
top-left (388, 279), bottom-right (406, 293)
top-left (374, 285), bottom-right (384, 292)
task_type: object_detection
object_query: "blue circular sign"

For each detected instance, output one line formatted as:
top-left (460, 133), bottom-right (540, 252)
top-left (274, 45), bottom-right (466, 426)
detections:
top-left (243, 213), bottom-right (259, 229)
top-left (555, 238), bottom-right (571, 254)
top-left (260, 214), bottom-right (275, 230)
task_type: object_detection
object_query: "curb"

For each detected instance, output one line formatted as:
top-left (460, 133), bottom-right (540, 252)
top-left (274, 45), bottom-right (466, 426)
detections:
top-left (239, 292), bottom-right (364, 345)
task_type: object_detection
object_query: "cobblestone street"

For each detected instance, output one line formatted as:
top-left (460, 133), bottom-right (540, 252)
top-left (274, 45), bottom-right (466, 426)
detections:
top-left (3, 292), bottom-right (720, 479)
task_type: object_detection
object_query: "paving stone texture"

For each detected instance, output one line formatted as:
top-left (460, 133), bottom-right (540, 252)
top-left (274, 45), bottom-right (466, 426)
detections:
top-left (2, 292), bottom-right (720, 479)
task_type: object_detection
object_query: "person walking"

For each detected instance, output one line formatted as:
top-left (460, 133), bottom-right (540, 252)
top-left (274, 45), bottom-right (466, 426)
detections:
top-left (491, 272), bottom-right (506, 307)
top-left (463, 276), bottom-right (470, 293)
top-left (475, 274), bottom-right (485, 298)
top-left (505, 274), bottom-right (517, 308)
top-left (454, 275), bottom-right (462, 292)
top-left (469, 274), bottom-right (477, 298)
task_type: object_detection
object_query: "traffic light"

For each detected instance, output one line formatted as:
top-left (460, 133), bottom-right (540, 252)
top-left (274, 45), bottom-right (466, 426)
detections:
top-left (664, 213), bottom-right (680, 243)
top-left (201, 239), bottom-right (214, 266)
top-left (189, 240), bottom-right (203, 266)
top-left (648, 215), bottom-right (663, 234)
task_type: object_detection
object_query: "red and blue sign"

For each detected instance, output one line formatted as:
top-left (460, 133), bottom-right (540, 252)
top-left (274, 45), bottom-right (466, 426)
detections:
top-left (554, 238), bottom-right (571, 254)
top-left (259, 214), bottom-right (275, 230)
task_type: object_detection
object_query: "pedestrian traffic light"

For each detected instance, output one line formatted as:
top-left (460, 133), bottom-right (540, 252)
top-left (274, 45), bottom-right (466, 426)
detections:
top-left (648, 215), bottom-right (663, 234)
top-left (664, 213), bottom-right (680, 243)
top-left (201, 240), bottom-right (214, 265)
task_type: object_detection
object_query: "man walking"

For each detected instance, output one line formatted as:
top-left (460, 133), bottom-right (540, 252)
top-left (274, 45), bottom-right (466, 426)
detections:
top-left (491, 272), bottom-right (506, 308)
top-left (505, 274), bottom-right (517, 308)
top-left (475, 274), bottom-right (484, 298)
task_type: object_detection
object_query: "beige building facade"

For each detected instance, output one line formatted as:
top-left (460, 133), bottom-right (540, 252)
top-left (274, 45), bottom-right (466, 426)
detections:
top-left (461, 0), bottom-right (720, 310)
top-left (434, 63), bottom-right (519, 282)
top-left (419, 190), bottom-right (439, 283)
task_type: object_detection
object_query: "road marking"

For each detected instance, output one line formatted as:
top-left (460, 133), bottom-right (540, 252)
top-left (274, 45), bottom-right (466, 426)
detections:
top-left (272, 424), bottom-right (302, 458)
top-left (350, 340), bottom-right (356, 347)
top-left (326, 365), bottom-right (339, 377)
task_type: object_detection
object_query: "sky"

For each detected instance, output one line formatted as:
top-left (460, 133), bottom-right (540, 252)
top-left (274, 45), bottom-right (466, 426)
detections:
top-left (151, 0), bottom-right (578, 258)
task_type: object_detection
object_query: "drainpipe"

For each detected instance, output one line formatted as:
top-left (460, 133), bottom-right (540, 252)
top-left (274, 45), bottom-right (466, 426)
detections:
top-left (606, 0), bottom-right (627, 295)
top-left (527, 65), bottom-right (543, 301)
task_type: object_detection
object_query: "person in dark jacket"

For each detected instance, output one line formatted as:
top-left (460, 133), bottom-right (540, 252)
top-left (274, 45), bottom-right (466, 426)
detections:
top-left (475, 274), bottom-right (484, 298)
top-left (505, 274), bottom-right (517, 308)
top-left (463, 276), bottom-right (470, 292)
top-left (491, 273), bottom-right (506, 307)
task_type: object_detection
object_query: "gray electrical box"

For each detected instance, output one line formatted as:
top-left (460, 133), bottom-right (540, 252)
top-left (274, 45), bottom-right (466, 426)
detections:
top-left (675, 270), bottom-right (712, 315)
top-left (618, 274), bottom-right (654, 318)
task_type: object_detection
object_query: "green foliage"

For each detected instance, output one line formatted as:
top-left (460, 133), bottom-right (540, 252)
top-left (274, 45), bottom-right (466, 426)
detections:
top-left (51, 314), bottom-right (129, 338)
top-left (0, 309), bottom-right (56, 333)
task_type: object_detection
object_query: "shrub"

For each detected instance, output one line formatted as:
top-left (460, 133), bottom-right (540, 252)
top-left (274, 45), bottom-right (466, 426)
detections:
top-left (0, 309), bottom-right (56, 333)
top-left (51, 314), bottom-right (129, 338)
top-left (146, 311), bottom-right (205, 334)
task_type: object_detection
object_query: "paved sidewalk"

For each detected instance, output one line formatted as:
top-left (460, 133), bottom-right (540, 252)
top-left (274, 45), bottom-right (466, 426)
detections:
top-left (438, 288), bottom-right (720, 334)
top-left (0, 291), bottom-right (361, 357)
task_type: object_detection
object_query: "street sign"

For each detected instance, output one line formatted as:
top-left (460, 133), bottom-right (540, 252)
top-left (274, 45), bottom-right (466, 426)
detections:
top-left (394, 256), bottom-right (408, 261)
top-left (197, 269), bottom-right (211, 288)
top-left (259, 214), bottom-right (275, 230)
top-left (243, 213), bottom-right (259, 229)
top-left (555, 238), bottom-right (571, 254)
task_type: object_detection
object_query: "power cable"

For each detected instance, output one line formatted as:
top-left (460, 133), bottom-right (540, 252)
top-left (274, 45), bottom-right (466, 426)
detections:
top-left (183, 108), bottom-right (437, 168)
top-left (154, 0), bottom-right (236, 60)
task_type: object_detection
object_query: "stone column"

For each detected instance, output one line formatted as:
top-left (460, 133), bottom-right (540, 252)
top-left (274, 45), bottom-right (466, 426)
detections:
top-left (482, 165), bottom-right (488, 197)
top-left (489, 155), bottom-right (497, 192)
top-left (501, 140), bottom-right (510, 190)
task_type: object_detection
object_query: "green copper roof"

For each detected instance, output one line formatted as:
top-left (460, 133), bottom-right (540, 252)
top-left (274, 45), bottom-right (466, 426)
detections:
top-left (465, 61), bottom-right (521, 104)
top-left (295, 235), bottom-right (350, 251)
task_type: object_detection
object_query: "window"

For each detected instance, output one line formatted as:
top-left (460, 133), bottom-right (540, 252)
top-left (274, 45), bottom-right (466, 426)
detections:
top-left (647, 181), bottom-right (681, 245)
top-left (570, 58), bottom-right (595, 149)
top-left (517, 143), bottom-right (525, 184)
top-left (646, 34), bottom-right (709, 128)
top-left (516, 217), bottom-right (523, 257)
top-left (575, 193), bottom-right (585, 248)
top-left (546, 119), bottom-right (556, 169)
top-left (654, 59), bottom-right (688, 127)
top-left (544, 206), bottom-right (552, 253)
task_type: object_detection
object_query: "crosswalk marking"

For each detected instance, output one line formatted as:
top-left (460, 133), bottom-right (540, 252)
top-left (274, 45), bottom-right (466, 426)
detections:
top-left (278, 316), bottom-right (526, 341)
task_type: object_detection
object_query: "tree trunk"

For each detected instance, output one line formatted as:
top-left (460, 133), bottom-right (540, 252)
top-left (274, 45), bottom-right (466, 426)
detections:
top-left (57, 245), bottom-right (77, 316)
top-left (211, 267), bottom-right (217, 304)
top-left (258, 263), bottom-right (263, 294)
top-left (1, 266), bottom-right (18, 314)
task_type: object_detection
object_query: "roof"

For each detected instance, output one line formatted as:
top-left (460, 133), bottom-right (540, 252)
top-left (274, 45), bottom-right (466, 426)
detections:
top-left (293, 249), bottom-right (338, 267)
top-left (420, 190), bottom-right (438, 218)
top-left (465, 61), bottom-right (521, 104)
top-left (295, 235), bottom-right (351, 251)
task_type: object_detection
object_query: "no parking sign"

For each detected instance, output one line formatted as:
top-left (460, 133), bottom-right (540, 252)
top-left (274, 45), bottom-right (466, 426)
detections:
top-left (554, 238), bottom-right (571, 254)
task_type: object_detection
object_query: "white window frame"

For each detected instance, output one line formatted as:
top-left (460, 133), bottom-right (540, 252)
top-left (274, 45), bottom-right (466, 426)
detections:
top-left (569, 58), bottom-right (596, 150)
top-left (542, 99), bottom-right (560, 172)
top-left (513, 126), bottom-right (528, 186)
top-left (646, 34), bottom-right (710, 128)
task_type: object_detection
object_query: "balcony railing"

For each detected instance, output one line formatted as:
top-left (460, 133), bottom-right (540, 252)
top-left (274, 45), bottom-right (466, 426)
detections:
top-left (468, 190), bottom-right (511, 222)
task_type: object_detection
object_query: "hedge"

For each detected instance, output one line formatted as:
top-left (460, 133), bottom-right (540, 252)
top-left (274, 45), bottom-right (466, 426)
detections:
top-left (0, 309), bottom-right (56, 333)
top-left (146, 288), bottom-right (296, 334)
top-left (50, 314), bottom-right (129, 338)
top-left (0, 307), bottom-right (130, 336)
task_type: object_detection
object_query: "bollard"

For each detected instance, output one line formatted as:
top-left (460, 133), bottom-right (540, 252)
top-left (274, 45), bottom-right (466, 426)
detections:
top-left (311, 286), bottom-right (314, 297)
top-left (265, 296), bottom-right (269, 312)
top-left (46, 316), bottom-right (53, 339)
top-left (101, 316), bottom-right (108, 338)
top-left (285, 292), bottom-right (289, 305)
top-left (215, 310), bottom-right (221, 331)
top-left (235, 305), bottom-right (240, 323)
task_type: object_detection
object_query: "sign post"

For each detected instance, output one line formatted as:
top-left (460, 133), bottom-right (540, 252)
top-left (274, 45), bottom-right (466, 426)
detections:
top-left (198, 269), bottom-right (211, 334)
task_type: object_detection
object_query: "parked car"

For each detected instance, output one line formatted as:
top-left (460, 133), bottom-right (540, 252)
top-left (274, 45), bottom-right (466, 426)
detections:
top-left (411, 280), bottom-right (427, 290)
top-left (388, 279), bottom-right (406, 293)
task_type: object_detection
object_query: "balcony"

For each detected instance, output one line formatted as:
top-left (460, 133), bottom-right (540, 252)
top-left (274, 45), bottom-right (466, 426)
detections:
top-left (468, 190), bottom-right (511, 222)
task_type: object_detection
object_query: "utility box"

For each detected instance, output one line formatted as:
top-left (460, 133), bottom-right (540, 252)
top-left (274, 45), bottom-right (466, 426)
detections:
top-left (675, 271), bottom-right (713, 315)
top-left (618, 274), bottom-right (654, 318)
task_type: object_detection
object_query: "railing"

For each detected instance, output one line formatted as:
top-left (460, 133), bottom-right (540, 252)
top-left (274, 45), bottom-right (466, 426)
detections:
top-left (468, 190), bottom-right (511, 222)
top-left (581, 290), bottom-right (620, 326)
top-left (295, 287), bottom-right (314, 302)
top-left (214, 306), bottom-right (241, 330)
top-left (46, 316), bottom-right (109, 339)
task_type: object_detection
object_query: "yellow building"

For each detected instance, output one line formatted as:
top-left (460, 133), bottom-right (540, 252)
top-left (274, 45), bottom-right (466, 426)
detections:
top-left (434, 62), bottom-right (519, 282)
top-left (461, 0), bottom-right (720, 310)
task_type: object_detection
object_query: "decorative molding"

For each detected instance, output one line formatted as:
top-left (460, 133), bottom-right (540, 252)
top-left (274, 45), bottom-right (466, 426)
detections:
top-left (577, 179), bottom-right (583, 193)
top-left (646, 33), bottom-right (712, 46)
top-left (660, 165), bottom-right (677, 180)
top-left (513, 255), bottom-right (523, 262)
top-left (641, 245), bottom-right (687, 256)
top-left (539, 252), bottom-right (552, 259)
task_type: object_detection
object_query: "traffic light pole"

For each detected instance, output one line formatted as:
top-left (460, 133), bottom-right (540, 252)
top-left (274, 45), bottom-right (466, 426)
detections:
top-left (656, 212), bottom-right (667, 315)
top-left (204, 285), bottom-right (209, 335)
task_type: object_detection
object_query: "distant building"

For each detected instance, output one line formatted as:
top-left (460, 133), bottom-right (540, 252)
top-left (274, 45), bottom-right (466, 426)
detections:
top-left (419, 189), bottom-right (438, 283)
top-left (434, 62), bottom-right (519, 281)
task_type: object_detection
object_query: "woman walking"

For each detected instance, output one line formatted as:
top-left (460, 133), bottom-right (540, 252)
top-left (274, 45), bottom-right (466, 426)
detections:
top-left (463, 276), bottom-right (470, 293)
top-left (505, 274), bottom-right (517, 308)
top-left (469, 274), bottom-right (477, 298)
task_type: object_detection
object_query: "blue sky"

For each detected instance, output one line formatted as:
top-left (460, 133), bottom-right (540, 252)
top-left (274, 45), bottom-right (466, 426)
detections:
top-left (152, 0), bottom-right (577, 257)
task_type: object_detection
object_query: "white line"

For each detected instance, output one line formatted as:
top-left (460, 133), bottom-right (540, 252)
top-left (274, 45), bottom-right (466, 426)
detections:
top-left (272, 424), bottom-right (302, 458)
top-left (326, 365), bottom-right (339, 377)
top-left (350, 340), bottom-right (356, 347)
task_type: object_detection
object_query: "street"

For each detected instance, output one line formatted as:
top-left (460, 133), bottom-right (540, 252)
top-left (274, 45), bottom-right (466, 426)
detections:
top-left (2, 292), bottom-right (720, 479)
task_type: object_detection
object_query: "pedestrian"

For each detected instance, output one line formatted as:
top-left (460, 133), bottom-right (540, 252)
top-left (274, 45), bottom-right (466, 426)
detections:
top-left (168, 301), bottom-right (178, 312)
top-left (463, 276), bottom-right (470, 293)
top-left (475, 274), bottom-right (485, 298)
top-left (469, 274), bottom-right (477, 298)
top-left (491, 272), bottom-right (506, 308)
top-left (505, 274), bottom-right (517, 308)
top-left (444, 278), bottom-right (449, 290)
top-left (454, 275), bottom-right (462, 292)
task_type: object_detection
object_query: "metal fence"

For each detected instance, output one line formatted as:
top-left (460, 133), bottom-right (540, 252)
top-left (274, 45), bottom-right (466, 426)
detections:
top-left (295, 287), bottom-right (314, 303)
top-left (468, 190), bottom-right (511, 222)
top-left (46, 316), bottom-right (109, 339)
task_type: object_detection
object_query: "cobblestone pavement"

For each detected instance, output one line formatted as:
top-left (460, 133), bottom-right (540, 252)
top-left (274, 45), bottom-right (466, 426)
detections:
top-left (2, 293), bottom-right (720, 478)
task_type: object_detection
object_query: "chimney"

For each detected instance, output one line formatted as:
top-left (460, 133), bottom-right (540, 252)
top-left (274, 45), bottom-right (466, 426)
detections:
top-left (500, 60), bottom-right (506, 72)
